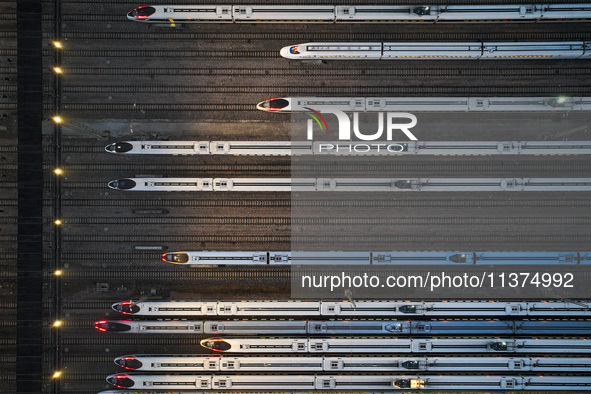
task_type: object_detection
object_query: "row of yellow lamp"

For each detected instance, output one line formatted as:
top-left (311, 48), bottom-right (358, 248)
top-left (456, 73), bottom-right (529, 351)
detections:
top-left (52, 40), bottom-right (64, 381)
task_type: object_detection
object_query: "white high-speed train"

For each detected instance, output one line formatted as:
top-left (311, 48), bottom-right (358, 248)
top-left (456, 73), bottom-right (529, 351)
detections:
top-left (106, 373), bottom-right (591, 390)
top-left (95, 319), bottom-right (591, 335)
top-left (160, 251), bottom-right (591, 266)
top-left (112, 300), bottom-right (591, 317)
top-left (126, 4), bottom-right (591, 23)
top-left (256, 96), bottom-right (591, 112)
top-left (199, 337), bottom-right (591, 354)
top-left (280, 41), bottom-right (591, 60)
top-left (104, 140), bottom-right (591, 156)
top-left (107, 177), bottom-right (591, 192)
top-left (113, 354), bottom-right (591, 372)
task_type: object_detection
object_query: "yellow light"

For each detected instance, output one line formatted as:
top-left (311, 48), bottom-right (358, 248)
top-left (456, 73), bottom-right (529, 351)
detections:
top-left (52, 320), bottom-right (62, 327)
top-left (52, 116), bottom-right (62, 124)
top-left (53, 67), bottom-right (63, 74)
top-left (54, 270), bottom-right (63, 276)
top-left (53, 168), bottom-right (63, 175)
top-left (54, 219), bottom-right (62, 225)
top-left (53, 41), bottom-right (62, 49)
top-left (52, 371), bottom-right (62, 379)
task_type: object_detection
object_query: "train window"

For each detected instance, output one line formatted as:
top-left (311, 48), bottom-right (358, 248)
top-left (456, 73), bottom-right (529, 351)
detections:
top-left (419, 342), bottom-right (427, 351)
top-left (331, 361), bottom-right (338, 369)
top-left (412, 6), bottom-right (431, 15)
top-left (290, 46), bottom-right (300, 54)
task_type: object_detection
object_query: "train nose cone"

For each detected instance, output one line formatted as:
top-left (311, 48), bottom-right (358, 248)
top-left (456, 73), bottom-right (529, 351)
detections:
top-left (112, 301), bottom-right (139, 314)
top-left (105, 142), bottom-right (133, 153)
top-left (106, 374), bottom-right (134, 388)
top-left (280, 46), bottom-right (295, 58)
top-left (108, 178), bottom-right (136, 190)
top-left (126, 11), bottom-right (135, 20)
top-left (256, 100), bottom-right (270, 111)
top-left (201, 338), bottom-right (232, 352)
top-left (114, 356), bottom-right (143, 370)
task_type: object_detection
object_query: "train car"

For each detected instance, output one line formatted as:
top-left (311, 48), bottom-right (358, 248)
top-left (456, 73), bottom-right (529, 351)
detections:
top-left (256, 96), bottom-right (591, 112)
top-left (106, 178), bottom-right (307, 192)
top-left (105, 140), bottom-right (297, 155)
top-left (95, 320), bottom-right (204, 334)
top-left (481, 41), bottom-right (585, 59)
top-left (280, 42), bottom-right (382, 59)
top-left (103, 373), bottom-right (591, 390)
top-left (107, 177), bottom-right (591, 192)
top-left (381, 42), bottom-right (482, 59)
top-left (312, 140), bottom-right (591, 155)
top-left (161, 250), bottom-right (454, 266)
top-left (115, 354), bottom-right (591, 372)
top-left (101, 374), bottom-right (591, 391)
top-left (231, 6), bottom-right (335, 22)
top-left (107, 178), bottom-right (214, 191)
top-left (127, 5), bottom-right (233, 22)
top-left (162, 251), bottom-right (273, 265)
top-left (127, 4), bottom-right (591, 23)
top-left (200, 337), bottom-right (591, 353)
top-left (280, 41), bottom-right (591, 60)
top-left (473, 251), bottom-right (583, 264)
top-left (105, 140), bottom-right (210, 154)
top-left (215, 301), bottom-right (324, 316)
top-left (94, 319), bottom-right (590, 336)
top-left (105, 374), bottom-right (409, 390)
top-left (162, 251), bottom-right (372, 266)
top-left (334, 6), bottom-right (431, 21)
top-left (110, 139), bottom-right (591, 156)
top-left (112, 300), bottom-right (591, 317)
top-left (95, 319), bottom-right (409, 335)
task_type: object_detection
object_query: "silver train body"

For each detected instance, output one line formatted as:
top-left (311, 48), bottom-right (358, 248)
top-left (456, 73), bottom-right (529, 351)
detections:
top-left (105, 140), bottom-right (591, 156)
top-left (114, 354), bottom-right (591, 372)
top-left (105, 373), bottom-right (591, 390)
top-left (255, 96), bottom-right (591, 112)
top-left (112, 300), bottom-right (591, 317)
top-left (127, 4), bottom-right (591, 23)
top-left (199, 337), bottom-right (591, 354)
top-left (280, 41), bottom-right (591, 60)
top-left (160, 251), bottom-right (591, 266)
top-left (107, 177), bottom-right (591, 192)
top-left (95, 319), bottom-right (591, 335)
